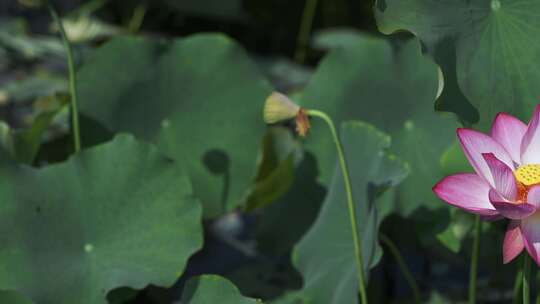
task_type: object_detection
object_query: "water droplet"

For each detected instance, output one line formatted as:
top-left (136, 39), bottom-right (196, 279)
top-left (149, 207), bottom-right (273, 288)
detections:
top-left (84, 243), bottom-right (94, 253)
top-left (404, 120), bottom-right (414, 130)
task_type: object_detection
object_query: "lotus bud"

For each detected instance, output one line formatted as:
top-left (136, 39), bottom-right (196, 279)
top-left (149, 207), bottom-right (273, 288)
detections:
top-left (263, 92), bottom-right (312, 137)
top-left (263, 92), bottom-right (301, 124)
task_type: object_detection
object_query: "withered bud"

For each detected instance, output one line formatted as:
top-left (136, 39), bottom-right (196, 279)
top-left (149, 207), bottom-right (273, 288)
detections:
top-left (295, 108), bottom-right (311, 137)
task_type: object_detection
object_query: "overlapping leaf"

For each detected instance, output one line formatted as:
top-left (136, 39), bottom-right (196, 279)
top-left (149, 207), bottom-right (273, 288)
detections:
top-left (181, 275), bottom-right (261, 304)
top-left (243, 127), bottom-right (298, 212)
top-left (375, 0), bottom-right (540, 128)
top-left (255, 151), bottom-right (326, 256)
top-left (300, 30), bottom-right (458, 216)
top-left (77, 34), bottom-right (273, 218)
top-left (0, 135), bottom-right (203, 304)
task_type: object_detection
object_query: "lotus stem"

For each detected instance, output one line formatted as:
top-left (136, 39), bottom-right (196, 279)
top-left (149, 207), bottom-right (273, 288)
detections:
top-left (469, 215), bottom-right (481, 304)
top-left (307, 109), bottom-right (368, 304)
top-left (524, 254), bottom-right (531, 304)
top-left (48, 3), bottom-right (81, 153)
top-left (380, 233), bottom-right (421, 304)
top-left (513, 266), bottom-right (522, 304)
top-left (128, 3), bottom-right (147, 33)
top-left (294, 0), bottom-right (318, 64)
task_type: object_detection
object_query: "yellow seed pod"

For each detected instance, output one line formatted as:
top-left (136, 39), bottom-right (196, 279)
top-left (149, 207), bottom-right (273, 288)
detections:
top-left (515, 164), bottom-right (540, 186)
top-left (263, 92), bottom-right (300, 124)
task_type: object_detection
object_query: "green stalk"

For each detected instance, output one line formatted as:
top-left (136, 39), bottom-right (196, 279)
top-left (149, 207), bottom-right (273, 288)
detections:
top-left (469, 215), bottom-right (481, 304)
top-left (127, 3), bottom-right (147, 33)
top-left (531, 260), bottom-right (540, 304)
top-left (524, 254), bottom-right (531, 304)
top-left (307, 109), bottom-right (368, 304)
top-left (48, 3), bottom-right (81, 153)
top-left (294, 0), bottom-right (318, 64)
top-left (513, 265), bottom-right (523, 304)
top-left (379, 233), bottom-right (421, 304)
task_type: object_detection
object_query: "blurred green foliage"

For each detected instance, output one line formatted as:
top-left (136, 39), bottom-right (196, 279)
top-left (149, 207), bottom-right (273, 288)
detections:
top-left (0, 0), bottom-right (533, 303)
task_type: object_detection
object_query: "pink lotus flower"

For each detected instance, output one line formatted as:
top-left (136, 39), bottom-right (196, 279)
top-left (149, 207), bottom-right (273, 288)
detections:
top-left (433, 106), bottom-right (540, 265)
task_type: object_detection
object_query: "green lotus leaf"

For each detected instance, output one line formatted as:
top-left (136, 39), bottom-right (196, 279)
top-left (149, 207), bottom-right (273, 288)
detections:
top-left (181, 275), bottom-right (261, 304)
top-left (243, 127), bottom-right (297, 212)
top-left (255, 150), bottom-right (325, 257)
top-left (77, 34), bottom-right (273, 218)
top-left (290, 121), bottom-right (408, 304)
top-left (375, 0), bottom-right (540, 128)
top-left (300, 30), bottom-right (458, 216)
top-left (0, 135), bottom-right (203, 303)
top-left (0, 290), bottom-right (33, 304)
